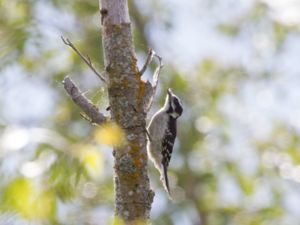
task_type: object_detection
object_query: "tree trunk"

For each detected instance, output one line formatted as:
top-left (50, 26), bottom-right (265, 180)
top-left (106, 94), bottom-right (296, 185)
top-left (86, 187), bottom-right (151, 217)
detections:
top-left (99, 0), bottom-right (154, 223)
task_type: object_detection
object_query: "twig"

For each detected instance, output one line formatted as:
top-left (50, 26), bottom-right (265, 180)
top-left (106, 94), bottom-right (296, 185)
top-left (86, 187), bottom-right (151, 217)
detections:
top-left (63, 76), bottom-right (107, 124)
top-left (139, 48), bottom-right (155, 75)
top-left (80, 112), bottom-right (93, 123)
top-left (61, 36), bottom-right (106, 83)
top-left (145, 52), bottom-right (163, 112)
top-left (152, 53), bottom-right (163, 92)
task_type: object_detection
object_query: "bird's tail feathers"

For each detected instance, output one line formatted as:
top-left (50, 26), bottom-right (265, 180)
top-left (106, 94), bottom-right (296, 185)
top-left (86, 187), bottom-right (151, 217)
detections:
top-left (161, 164), bottom-right (172, 198)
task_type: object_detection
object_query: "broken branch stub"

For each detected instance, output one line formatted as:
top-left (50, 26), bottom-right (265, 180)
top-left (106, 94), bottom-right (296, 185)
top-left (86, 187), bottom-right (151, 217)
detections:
top-left (63, 76), bottom-right (107, 124)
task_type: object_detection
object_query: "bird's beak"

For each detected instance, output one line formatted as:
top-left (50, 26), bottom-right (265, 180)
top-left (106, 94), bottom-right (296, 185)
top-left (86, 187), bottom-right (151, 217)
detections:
top-left (167, 88), bottom-right (173, 97)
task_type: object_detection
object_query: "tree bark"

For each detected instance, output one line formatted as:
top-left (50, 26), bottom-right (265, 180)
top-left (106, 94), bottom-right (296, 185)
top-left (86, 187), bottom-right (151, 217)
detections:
top-left (99, 0), bottom-right (154, 223)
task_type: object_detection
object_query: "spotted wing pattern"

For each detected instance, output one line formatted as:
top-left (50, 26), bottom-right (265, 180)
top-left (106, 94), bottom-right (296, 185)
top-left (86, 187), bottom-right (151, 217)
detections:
top-left (161, 117), bottom-right (177, 195)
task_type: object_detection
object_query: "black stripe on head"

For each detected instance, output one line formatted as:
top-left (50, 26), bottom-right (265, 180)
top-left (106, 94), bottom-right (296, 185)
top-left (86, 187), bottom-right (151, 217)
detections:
top-left (172, 96), bottom-right (183, 116)
top-left (166, 90), bottom-right (183, 118)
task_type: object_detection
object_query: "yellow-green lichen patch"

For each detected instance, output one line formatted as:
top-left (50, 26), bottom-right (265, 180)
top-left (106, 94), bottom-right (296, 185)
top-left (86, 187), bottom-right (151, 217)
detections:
top-left (136, 81), bottom-right (146, 110)
top-left (121, 76), bottom-right (129, 88)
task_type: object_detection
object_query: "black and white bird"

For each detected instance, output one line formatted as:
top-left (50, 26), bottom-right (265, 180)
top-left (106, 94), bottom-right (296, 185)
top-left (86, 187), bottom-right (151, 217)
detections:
top-left (147, 88), bottom-right (183, 196)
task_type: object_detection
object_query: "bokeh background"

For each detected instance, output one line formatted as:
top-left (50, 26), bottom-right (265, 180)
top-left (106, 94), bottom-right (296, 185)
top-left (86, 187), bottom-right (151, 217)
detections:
top-left (1, 0), bottom-right (300, 224)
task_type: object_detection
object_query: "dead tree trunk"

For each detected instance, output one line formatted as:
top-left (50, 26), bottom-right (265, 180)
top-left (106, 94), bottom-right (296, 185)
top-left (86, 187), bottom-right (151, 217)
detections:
top-left (63, 0), bottom-right (161, 223)
top-left (99, 0), bottom-right (155, 223)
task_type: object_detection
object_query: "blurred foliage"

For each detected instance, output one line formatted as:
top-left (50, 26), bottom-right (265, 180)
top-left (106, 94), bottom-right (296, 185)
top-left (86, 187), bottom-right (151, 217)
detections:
top-left (1, 0), bottom-right (300, 225)
top-left (2, 178), bottom-right (56, 220)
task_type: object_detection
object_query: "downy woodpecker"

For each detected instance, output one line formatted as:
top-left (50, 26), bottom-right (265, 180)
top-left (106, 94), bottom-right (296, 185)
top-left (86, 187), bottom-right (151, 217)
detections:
top-left (147, 88), bottom-right (183, 196)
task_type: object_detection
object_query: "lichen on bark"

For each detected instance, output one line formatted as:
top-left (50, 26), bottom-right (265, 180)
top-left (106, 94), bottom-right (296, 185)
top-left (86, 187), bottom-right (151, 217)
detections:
top-left (64, 0), bottom-right (157, 223)
top-left (100, 0), bottom-right (155, 223)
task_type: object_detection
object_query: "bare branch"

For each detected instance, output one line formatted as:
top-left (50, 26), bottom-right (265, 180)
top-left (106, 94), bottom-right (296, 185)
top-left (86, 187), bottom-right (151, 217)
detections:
top-left (144, 53), bottom-right (164, 112)
top-left (139, 48), bottom-right (155, 75)
top-left (86, 55), bottom-right (92, 65)
top-left (63, 76), bottom-right (107, 124)
top-left (61, 36), bottom-right (107, 83)
top-left (152, 53), bottom-right (163, 92)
